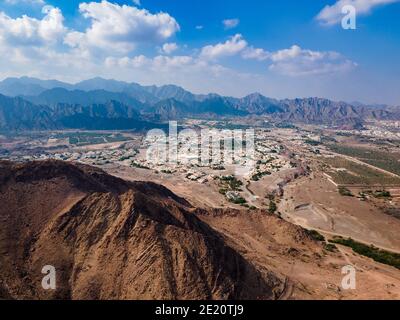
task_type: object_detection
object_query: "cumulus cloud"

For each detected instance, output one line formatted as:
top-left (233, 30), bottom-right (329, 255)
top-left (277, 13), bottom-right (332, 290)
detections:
top-left (106, 54), bottom-right (197, 72)
top-left (0, 1), bottom-right (184, 82)
top-left (4, 0), bottom-right (45, 5)
top-left (64, 0), bottom-right (180, 54)
top-left (102, 53), bottom-right (252, 95)
top-left (268, 45), bottom-right (357, 76)
top-left (200, 34), bottom-right (271, 62)
top-left (200, 34), bottom-right (247, 60)
top-left (222, 18), bottom-right (240, 29)
top-left (0, 6), bottom-right (66, 46)
top-left (161, 42), bottom-right (178, 54)
top-left (198, 35), bottom-right (355, 76)
top-left (316, 0), bottom-right (400, 25)
top-left (242, 47), bottom-right (270, 61)
top-left (0, 1), bottom-right (357, 94)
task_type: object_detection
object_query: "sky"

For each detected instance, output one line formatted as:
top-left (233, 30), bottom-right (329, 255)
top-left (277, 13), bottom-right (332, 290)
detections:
top-left (0, 0), bottom-right (399, 105)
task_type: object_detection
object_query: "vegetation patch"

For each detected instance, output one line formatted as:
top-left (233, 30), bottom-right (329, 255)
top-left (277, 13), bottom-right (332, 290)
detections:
top-left (131, 162), bottom-right (150, 170)
top-left (268, 201), bottom-right (277, 214)
top-left (327, 144), bottom-right (400, 177)
top-left (52, 132), bottom-right (130, 146)
top-left (373, 190), bottom-right (392, 198)
top-left (323, 156), bottom-right (400, 185)
top-left (338, 186), bottom-right (353, 197)
top-left (323, 243), bottom-right (338, 253)
top-left (218, 175), bottom-right (243, 191)
top-left (305, 139), bottom-right (321, 146)
top-left (229, 196), bottom-right (247, 205)
top-left (161, 170), bottom-right (173, 174)
top-left (329, 237), bottom-right (400, 269)
top-left (305, 230), bottom-right (326, 242)
top-left (251, 171), bottom-right (271, 181)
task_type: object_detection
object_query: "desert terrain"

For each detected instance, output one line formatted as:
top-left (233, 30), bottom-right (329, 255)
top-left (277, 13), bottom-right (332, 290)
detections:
top-left (1, 160), bottom-right (399, 300)
top-left (1, 120), bottom-right (400, 300)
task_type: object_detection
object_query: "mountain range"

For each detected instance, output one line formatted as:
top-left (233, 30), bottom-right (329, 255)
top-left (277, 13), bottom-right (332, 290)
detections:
top-left (0, 77), bottom-right (398, 131)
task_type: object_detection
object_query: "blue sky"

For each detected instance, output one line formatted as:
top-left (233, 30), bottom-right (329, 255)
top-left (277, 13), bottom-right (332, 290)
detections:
top-left (0, 0), bottom-right (399, 104)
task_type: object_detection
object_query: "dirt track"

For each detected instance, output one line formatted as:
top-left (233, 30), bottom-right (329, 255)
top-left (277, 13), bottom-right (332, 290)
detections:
top-left (280, 174), bottom-right (400, 252)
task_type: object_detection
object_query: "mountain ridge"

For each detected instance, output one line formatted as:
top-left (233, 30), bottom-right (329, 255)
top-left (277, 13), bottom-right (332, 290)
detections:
top-left (0, 77), bottom-right (399, 130)
top-left (0, 160), bottom-right (286, 300)
top-left (0, 94), bottom-right (161, 131)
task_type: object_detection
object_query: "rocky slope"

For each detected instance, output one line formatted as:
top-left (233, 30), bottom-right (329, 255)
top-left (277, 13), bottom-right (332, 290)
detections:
top-left (280, 97), bottom-right (365, 128)
top-left (0, 160), bottom-right (284, 300)
top-left (1, 161), bottom-right (400, 300)
top-left (0, 95), bottom-right (160, 131)
top-left (0, 94), bottom-right (57, 131)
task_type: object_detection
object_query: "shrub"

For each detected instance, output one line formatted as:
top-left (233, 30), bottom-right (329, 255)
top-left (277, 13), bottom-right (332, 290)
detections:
top-left (219, 188), bottom-right (227, 195)
top-left (161, 170), bottom-right (173, 174)
top-left (338, 186), bottom-right (353, 197)
top-left (306, 230), bottom-right (325, 242)
top-left (268, 201), bottom-right (277, 214)
top-left (374, 190), bottom-right (391, 198)
top-left (324, 243), bottom-right (338, 252)
top-left (230, 197), bottom-right (247, 205)
top-left (329, 237), bottom-right (400, 269)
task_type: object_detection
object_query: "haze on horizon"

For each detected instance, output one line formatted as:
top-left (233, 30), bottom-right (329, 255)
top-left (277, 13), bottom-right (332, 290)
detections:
top-left (0, 0), bottom-right (399, 105)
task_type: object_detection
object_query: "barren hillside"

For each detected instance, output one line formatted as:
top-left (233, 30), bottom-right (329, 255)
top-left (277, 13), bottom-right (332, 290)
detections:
top-left (1, 160), bottom-right (399, 300)
top-left (0, 160), bottom-right (283, 300)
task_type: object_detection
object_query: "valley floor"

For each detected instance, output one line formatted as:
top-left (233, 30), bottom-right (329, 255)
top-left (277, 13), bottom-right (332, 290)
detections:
top-left (103, 164), bottom-right (400, 299)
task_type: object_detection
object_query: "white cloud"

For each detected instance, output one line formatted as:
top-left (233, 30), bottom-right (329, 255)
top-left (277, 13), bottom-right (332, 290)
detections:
top-left (190, 34), bottom-right (356, 77)
top-left (222, 18), bottom-right (240, 29)
top-left (102, 53), bottom-right (255, 95)
top-left (105, 53), bottom-right (189, 73)
top-left (268, 45), bottom-right (357, 76)
top-left (0, 6), bottom-right (66, 47)
top-left (161, 42), bottom-right (178, 54)
top-left (200, 34), bottom-right (270, 62)
top-left (64, 0), bottom-right (180, 54)
top-left (106, 54), bottom-right (196, 70)
top-left (242, 47), bottom-right (270, 61)
top-left (316, 0), bottom-right (399, 25)
top-left (195, 25), bottom-right (204, 30)
top-left (132, 0), bottom-right (141, 6)
top-left (0, 2), bottom-right (359, 98)
top-left (4, 0), bottom-right (45, 5)
top-left (200, 34), bottom-right (247, 60)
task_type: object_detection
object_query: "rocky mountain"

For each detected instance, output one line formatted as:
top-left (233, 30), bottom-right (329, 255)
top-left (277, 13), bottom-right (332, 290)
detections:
top-left (0, 160), bottom-right (284, 300)
top-left (0, 77), bottom-right (72, 97)
top-left (194, 96), bottom-right (246, 116)
top-left (74, 77), bottom-right (130, 92)
top-left (142, 84), bottom-right (199, 104)
top-left (279, 97), bottom-right (365, 128)
top-left (236, 93), bottom-right (284, 115)
top-left (359, 104), bottom-right (396, 120)
top-left (0, 94), bottom-right (56, 131)
top-left (1, 76), bottom-right (399, 130)
top-left (147, 98), bottom-right (190, 121)
top-left (0, 94), bottom-right (159, 131)
top-left (0, 77), bottom-right (202, 105)
top-left (24, 88), bottom-right (146, 111)
top-left (55, 101), bottom-right (155, 131)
